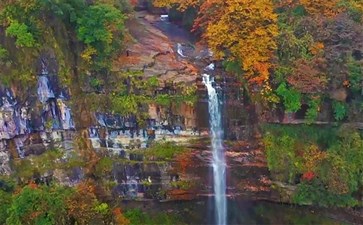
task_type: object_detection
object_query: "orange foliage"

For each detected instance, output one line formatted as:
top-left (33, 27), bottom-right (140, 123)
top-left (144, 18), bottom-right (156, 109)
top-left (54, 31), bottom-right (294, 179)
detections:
top-left (299, 0), bottom-right (342, 17)
top-left (309, 42), bottom-right (324, 56)
top-left (113, 207), bottom-right (130, 225)
top-left (28, 181), bottom-right (38, 189)
top-left (200, 0), bottom-right (278, 85)
top-left (153, 0), bottom-right (278, 85)
top-left (302, 145), bottom-right (326, 173)
top-left (66, 181), bottom-right (99, 225)
top-left (153, 0), bottom-right (201, 10)
top-left (326, 168), bottom-right (350, 194)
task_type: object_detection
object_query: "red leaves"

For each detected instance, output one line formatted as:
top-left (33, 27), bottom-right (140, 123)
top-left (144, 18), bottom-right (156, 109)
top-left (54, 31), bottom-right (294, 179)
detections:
top-left (287, 57), bottom-right (328, 93)
top-left (302, 171), bottom-right (315, 181)
top-left (28, 182), bottom-right (38, 189)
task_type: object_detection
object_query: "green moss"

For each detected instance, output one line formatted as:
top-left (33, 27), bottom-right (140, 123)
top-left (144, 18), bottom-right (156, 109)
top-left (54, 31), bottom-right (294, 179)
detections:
top-left (94, 157), bottom-right (114, 177)
top-left (171, 180), bottom-right (193, 190)
top-left (154, 94), bottom-right (172, 106)
top-left (134, 141), bottom-right (186, 161)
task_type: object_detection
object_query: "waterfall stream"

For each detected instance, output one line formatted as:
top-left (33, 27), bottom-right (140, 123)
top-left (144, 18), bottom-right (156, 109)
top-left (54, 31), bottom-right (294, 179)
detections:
top-left (203, 74), bottom-right (227, 225)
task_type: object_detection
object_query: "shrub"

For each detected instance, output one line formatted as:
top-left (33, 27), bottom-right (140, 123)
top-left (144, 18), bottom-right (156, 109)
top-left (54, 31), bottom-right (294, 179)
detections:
top-left (332, 101), bottom-right (347, 121)
top-left (6, 21), bottom-right (36, 47)
top-left (276, 82), bottom-right (302, 112)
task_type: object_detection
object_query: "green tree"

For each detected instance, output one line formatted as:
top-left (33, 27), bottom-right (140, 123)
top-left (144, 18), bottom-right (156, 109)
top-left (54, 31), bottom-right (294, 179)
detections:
top-left (264, 133), bottom-right (301, 183)
top-left (332, 101), bottom-right (347, 121)
top-left (276, 82), bottom-right (302, 112)
top-left (5, 21), bottom-right (36, 47)
top-left (0, 190), bottom-right (12, 224)
top-left (6, 185), bottom-right (70, 225)
top-left (76, 3), bottom-right (125, 68)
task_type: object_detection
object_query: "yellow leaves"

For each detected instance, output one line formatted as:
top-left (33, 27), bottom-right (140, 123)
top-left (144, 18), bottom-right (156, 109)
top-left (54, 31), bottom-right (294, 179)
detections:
top-left (81, 46), bottom-right (97, 63)
top-left (261, 81), bottom-right (280, 103)
top-left (202, 0), bottom-right (278, 84)
top-left (347, 0), bottom-right (363, 20)
top-left (153, 0), bottom-right (201, 11)
top-left (351, 0), bottom-right (363, 12)
top-left (153, 0), bottom-right (278, 85)
top-left (302, 145), bottom-right (326, 173)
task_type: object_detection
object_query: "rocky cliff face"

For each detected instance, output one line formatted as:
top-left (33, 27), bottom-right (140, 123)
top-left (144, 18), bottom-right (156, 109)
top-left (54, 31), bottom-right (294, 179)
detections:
top-left (0, 10), bottom-right (268, 202)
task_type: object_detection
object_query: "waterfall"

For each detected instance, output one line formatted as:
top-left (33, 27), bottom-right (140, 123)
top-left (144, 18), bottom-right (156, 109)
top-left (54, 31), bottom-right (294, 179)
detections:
top-left (37, 76), bottom-right (55, 104)
top-left (202, 74), bottom-right (227, 225)
top-left (177, 43), bottom-right (186, 58)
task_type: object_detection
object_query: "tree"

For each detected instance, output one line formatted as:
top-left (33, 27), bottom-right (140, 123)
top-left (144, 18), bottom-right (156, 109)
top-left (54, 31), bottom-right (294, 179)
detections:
top-left (153, 0), bottom-right (201, 10)
top-left (299, 0), bottom-right (342, 17)
top-left (5, 21), bottom-right (36, 47)
top-left (276, 82), bottom-right (302, 112)
top-left (6, 185), bottom-right (69, 225)
top-left (0, 190), bottom-right (12, 224)
top-left (287, 57), bottom-right (328, 93)
top-left (153, 0), bottom-right (278, 85)
top-left (65, 181), bottom-right (107, 225)
top-left (76, 3), bottom-right (125, 68)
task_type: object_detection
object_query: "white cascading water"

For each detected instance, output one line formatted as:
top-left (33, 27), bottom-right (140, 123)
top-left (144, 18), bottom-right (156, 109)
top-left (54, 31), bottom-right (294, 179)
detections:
top-left (202, 74), bottom-right (227, 225)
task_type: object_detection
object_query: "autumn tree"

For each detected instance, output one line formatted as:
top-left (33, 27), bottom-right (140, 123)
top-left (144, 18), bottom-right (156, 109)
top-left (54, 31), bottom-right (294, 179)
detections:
top-left (288, 57), bottom-right (328, 93)
top-left (299, 0), bottom-right (342, 17)
top-left (153, 0), bottom-right (278, 85)
top-left (153, 0), bottom-right (201, 10)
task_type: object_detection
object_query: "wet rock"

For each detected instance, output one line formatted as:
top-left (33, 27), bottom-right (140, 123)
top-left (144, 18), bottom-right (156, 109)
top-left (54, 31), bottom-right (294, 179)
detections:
top-left (0, 151), bottom-right (11, 175)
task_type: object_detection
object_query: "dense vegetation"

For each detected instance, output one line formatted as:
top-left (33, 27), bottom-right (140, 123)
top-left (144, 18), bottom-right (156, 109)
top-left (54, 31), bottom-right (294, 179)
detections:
top-left (0, 139), bottom-right (191, 224)
top-left (0, 1), bottom-right (193, 224)
top-left (0, 179), bottom-right (130, 225)
top-left (0, 180), bottom-right (184, 225)
top-left (154, 0), bottom-right (363, 122)
top-left (263, 124), bottom-right (363, 207)
top-left (1, 1), bottom-right (363, 224)
top-left (0, 0), bottom-right (195, 129)
top-left (153, 0), bottom-right (363, 209)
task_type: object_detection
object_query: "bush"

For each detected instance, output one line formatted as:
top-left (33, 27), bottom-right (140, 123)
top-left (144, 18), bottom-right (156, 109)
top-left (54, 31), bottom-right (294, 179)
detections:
top-left (6, 21), bottom-right (36, 47)
top-left (305, 96), bottom-right (321, 123)
top-left (293, 180), bottom-right (358, 207)
top-left (0, 190), bottom-right (12, 224)
top-left (332, 101), bottom-right (347, 121)
top-left (264, 133), bottom-right (300, 183)
top-left (276, 82), bottom-right (302, 112)
top-left (264, 124), bottom-right (363, 207)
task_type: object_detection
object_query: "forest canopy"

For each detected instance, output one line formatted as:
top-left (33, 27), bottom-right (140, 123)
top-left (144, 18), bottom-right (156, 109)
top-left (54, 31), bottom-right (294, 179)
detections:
top-left (154, 0), bottom-right (363, 121)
